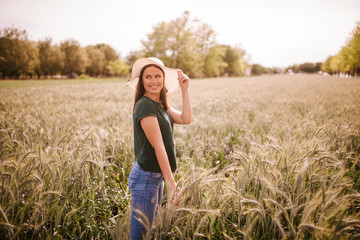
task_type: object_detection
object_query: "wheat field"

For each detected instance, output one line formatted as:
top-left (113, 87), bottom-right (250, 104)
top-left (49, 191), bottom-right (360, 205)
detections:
top-left (0, 75), bottom-right (359, 239)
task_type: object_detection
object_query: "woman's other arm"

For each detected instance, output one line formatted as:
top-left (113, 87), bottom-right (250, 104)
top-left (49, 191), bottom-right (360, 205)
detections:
top-left (140, 116), bottom-right (176, 190)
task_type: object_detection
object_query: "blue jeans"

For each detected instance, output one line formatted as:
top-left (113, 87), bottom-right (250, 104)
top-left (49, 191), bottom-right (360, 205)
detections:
top-left (128, 161), bottom-right (164, 240)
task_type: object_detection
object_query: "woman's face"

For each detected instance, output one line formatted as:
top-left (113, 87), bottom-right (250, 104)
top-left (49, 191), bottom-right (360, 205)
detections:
top-left (142, 66), bottom-right (164, 96)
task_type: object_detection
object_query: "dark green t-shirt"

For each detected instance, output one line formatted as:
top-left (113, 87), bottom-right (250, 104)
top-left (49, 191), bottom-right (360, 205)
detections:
top-left (133, 96), bottom-right (176, 173)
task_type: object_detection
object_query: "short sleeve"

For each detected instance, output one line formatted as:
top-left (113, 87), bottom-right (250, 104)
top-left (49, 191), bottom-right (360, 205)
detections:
top-left (134, 98), bottom-right (157, 123)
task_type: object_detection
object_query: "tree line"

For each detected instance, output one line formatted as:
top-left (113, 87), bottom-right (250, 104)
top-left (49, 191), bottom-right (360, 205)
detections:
top-left (2, 12), bottom-right (357, 79)
top-left (125, 12), bottom-right (280, 77)
top-left (285, 62), bottom-right (323, 74)
top-left (277, 22), bottom-right (360, 76)
top-left (0, 27), bottom-right (129, 79)
top-left (135, 12), bottom-right (249, 78)
top-left (0, 12), bottom-right (276, 79)
top-left (322, 21), bottom-right (360, 76)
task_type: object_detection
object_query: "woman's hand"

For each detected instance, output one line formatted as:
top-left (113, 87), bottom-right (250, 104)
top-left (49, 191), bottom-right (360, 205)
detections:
top-left (170, 184), bottom-right (183, 206)
top-left (177, 69), bottom-right (189, 91)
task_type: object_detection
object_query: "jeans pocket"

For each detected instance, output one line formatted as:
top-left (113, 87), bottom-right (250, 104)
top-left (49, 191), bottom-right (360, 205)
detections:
top-left (128, 170), bottom-right (141, 190)
top-left (148, 172), bottom-right (163, 186)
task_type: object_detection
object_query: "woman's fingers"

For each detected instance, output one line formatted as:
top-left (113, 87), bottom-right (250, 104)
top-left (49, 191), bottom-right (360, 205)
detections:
top-left (177, 70), bottom-right (189, 89)
top-left (176, 69), bottom-right (189, 91)
top-left (170, 186), bottom-right (183, 206)
top-left (180, 74), bottom-right (189, 81)
top-left (177, 69), bottom-right (189, 81)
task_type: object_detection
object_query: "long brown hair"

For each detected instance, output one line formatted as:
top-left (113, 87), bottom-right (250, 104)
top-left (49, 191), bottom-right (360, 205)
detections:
top-left (134, 64), bottom-right (169, 109)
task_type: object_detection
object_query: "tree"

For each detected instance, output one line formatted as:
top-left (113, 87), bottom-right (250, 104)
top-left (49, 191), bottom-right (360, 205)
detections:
top-left (141, 11), bottom-right (217, 77)
top-left (133, 11), bottom-right (252, 77)
top-left (60, 39), bottom-right (87, 78)
top-left (251, 64), bottom-right (266, 75)
top-left (85, 45), bottom-right (105, 76)
top-left (322, 56), bottom-right (333, 74)
top-left (346, 21), bottom-right (360, 75)
top-left (96, 44), bottom-right (118, 75)
top-left (37, 38), bottom-right (64, 78)
top-left (315, 62), bottom-right (322, 73)
top-left (0, 27), bottom-right (38, 79)
top-left (106, 59), bottom-right (129, 76)
top-left (125, 50), bottom-right (146, 66)
top-left (37, 38), bottom-right (52, 77)
top-left (290, 64), bottom-right (300, 73)
top-left (338, 46), bottom-right (354, 73)
top-left (321, 21), bottom-right (360, 76)
top-left (27, 41), bottom-right (39, 78)
top-left (330, 55), bottom-right (341, 74)
top-left (97, 44), bottom-right (118, 61)
top-left (299, 63), bottom-right (316, 73)
top-left (204, 45), bottom-right (227, 77)
top-left (84, 44), bottom-right (119, 77)
top-left (250, 64), bottom-right (280, 75)
top-left (193, 20), bottom-right (217, 56)
top-left (48, 45), bottom-right (64, 78)
top-left (223, 45), bottom-right (246, 76)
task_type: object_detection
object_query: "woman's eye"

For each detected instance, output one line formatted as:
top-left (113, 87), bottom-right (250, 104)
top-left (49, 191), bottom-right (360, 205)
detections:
top-left (156, 75), bottom-right (161, 78)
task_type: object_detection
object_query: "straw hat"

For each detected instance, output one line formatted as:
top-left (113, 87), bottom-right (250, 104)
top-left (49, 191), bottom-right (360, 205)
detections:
top-left (126, 57), bottom-right (179, 94)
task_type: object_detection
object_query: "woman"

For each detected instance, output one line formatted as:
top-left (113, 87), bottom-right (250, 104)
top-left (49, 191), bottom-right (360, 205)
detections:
top-left (126, 57), bottom-right (192, 239)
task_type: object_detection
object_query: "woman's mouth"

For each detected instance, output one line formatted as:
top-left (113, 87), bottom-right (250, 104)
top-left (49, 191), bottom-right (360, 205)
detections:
top-left (150, 85), bottom-right (159, 89)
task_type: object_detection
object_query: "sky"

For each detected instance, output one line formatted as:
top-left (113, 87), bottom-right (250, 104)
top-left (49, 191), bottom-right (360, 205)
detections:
top-left (0, 0), bottom-right (359, 68)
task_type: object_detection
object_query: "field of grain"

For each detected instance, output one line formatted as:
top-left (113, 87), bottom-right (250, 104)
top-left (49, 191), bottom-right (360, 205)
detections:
top-left (0, 75), bottom-right (359, 239)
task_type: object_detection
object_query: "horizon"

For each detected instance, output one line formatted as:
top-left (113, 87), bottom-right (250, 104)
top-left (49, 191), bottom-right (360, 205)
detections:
top-left (0, 0), bottom-right (359, 68)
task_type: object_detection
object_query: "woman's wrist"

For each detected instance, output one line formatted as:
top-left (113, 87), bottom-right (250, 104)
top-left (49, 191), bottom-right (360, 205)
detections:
top-left (180, 87), bottom-right (190, 96)
top-left (181, 86), bottom-right (189, 92)
top-left (166, 180), bottom-right (177, 191)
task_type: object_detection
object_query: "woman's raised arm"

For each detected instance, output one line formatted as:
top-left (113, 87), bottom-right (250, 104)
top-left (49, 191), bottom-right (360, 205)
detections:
top-left (168, 70), bottom-right (192, 124)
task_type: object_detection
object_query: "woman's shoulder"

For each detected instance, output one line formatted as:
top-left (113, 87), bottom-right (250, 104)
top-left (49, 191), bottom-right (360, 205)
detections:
top-left (134, 96), bottom-right (158, 117)
top-left (135, 96), bottom-right (153, 109)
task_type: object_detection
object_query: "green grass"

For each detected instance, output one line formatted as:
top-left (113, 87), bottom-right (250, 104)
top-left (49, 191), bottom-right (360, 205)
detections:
top-left (0, 74), bottom-right (359, 239)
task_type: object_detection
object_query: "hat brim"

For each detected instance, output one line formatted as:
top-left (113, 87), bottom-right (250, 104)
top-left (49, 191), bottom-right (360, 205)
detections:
top-left (126, 58), bottom-right (179, 95)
